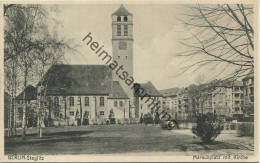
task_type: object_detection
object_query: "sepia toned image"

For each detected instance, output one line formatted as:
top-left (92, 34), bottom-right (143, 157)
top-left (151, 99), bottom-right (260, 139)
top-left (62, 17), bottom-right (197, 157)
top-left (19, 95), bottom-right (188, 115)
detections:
top-left (1, 0), bottom-right (258, 162)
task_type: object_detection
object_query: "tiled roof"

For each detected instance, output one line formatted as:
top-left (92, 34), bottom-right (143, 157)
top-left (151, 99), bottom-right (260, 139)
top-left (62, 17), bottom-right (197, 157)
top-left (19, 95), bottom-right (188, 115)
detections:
top-left (38, 65), bottom-right (112, 96)
top-left (112, 4), bottom-right (132, 16)
top-left (159, 88), bottom-right (179, 97)
top-left (37, 64), bottom-right (128, 99)
top-left (134, 81), bottom-right (162, 97)
top-left (109, 81), bottom-right (129, 99)
top-left (16, 85), bottom-right (37, 100)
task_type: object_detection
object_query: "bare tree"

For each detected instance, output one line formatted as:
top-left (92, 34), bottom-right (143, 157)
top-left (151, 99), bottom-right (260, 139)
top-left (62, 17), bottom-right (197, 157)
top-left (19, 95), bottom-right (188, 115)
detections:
top-left (5, 4), bottom-right (44, 137)
top-left (179, 4), bottom-right (254, 81)
top-left (4, 59), bottom-right (20, 137)
top-left (34, 36), bottom-right (69, 137)
top-left (187, 80), bottom-right (220, 115)
top-left (4, 4), bottom-right (75, 137)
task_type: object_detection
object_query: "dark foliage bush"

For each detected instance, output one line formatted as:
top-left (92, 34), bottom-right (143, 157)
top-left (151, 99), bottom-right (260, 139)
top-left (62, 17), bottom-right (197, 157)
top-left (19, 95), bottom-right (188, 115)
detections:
top-left (192, 113), bottom-right (223, 143)
top-left (109, 109), bottom-right (115, 124)
top-left (109, 118), bottom-right (116, 124)
top-left (82, 118), bottom-right (89, 125)
top-left (143, 113), bottom-right (154, 124)
top-left (44, 116), bottom-right (54, 127)
top-left (238, 123), bottom-right (254, 137)
top-left (26, 109), bottom-right (37, 127)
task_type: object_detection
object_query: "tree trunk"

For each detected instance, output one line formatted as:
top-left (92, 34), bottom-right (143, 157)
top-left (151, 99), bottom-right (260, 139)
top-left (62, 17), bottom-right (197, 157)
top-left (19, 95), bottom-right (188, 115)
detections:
top-left (13, 99), bottom-right (16, 136)
top-left (13, 77), bottom-right (17, 136)
top-left (8, 97), bottom-right (12, 137)
top-left (38, 85), bottom-right (43, 138)
top-left (80, 97), bottom-right (83, 125)
top-left (38, 115), bottom-right (42, 138)
top-left (64, 97), bottom-right (67, 123)
top-left (22, 64), bottom-right (28, 138)
top-left (39, 120), bottom-right (42, 137)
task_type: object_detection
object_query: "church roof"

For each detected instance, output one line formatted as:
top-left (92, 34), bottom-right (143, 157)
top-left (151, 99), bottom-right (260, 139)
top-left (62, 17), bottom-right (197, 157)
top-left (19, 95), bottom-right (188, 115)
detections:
top-left (16, 85), bottom-right (37, 100)
top-left (38, 64), bottom-right (112, 96)
top-left (37, 64), bottom-right (129, 99)
top-left (134, 81), bottom-right (162, 97)
top-left (159, 88), bottom-right (180, 97)
top-left (109, 81), bottom-right (129, 99)
top-left (112, 4), bottom-right (132, 16)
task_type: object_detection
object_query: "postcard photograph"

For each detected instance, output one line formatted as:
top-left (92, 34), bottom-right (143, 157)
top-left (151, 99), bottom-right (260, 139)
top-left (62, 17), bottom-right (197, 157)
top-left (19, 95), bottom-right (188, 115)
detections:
top-left (1, 0), bottom-right (258, 162)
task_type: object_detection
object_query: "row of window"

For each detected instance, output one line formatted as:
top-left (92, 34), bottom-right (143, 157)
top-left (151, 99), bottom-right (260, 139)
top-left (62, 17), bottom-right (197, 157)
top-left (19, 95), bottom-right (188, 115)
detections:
top-left (114, 100), bottom-right (124, 107)
top-left (117, 25), bottom-right (128, 36)
top-left (69, 111), bottom-right (104, 116)
top-left (245, 87), bottom-right (254, 96)
top-left (17, 100), bottom-right (30, 104)
top-left (53, 96), bottom-right (105, 107)
top-left (117, 16), bottom-right (128, 22)
top-left (117, 56), bottom-right (128, 59)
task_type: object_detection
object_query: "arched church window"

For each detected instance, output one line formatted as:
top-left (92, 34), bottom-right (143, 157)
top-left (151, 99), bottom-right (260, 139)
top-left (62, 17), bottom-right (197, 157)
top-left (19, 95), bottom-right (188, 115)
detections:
top-left (124, 16), bottom-right (127, 22)
top-left (117, 16), bottom-right (121, 22)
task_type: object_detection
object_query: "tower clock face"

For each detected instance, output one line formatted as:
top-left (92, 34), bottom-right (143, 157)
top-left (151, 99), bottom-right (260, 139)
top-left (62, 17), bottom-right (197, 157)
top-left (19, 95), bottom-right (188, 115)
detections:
top-left (119, 41), bottom-right (127, 50)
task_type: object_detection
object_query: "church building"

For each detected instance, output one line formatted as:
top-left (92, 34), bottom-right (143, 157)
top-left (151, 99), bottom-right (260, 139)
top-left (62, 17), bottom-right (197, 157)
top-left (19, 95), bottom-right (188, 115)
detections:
top-left (17, 5), bottom-right (161, 126)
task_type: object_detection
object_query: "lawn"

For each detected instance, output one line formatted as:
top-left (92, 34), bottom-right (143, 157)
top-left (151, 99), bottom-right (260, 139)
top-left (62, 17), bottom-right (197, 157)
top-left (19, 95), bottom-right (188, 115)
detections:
top-left (4, 125), bottom-right (254, 155)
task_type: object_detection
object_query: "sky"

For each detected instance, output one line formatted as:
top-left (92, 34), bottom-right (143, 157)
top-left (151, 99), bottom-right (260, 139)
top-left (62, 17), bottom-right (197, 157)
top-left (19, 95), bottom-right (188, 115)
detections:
top-left (48, 4), bottom-right (237, 90)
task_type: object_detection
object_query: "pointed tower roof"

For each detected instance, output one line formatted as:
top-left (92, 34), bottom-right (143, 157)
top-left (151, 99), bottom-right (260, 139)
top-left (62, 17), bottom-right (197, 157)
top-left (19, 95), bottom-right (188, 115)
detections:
top-left (112, 4), bottom-right (132, 16)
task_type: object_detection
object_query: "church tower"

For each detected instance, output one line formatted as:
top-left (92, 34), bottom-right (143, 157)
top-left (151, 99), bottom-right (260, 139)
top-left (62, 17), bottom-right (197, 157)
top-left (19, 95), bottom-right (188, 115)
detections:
top-left (112, 5), bottom-right (135, 112)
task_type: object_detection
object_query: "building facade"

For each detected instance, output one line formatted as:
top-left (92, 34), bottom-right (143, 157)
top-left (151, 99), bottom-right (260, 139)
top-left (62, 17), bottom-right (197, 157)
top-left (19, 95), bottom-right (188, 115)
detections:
top-left (230, 81), bottom-right (244, 118)
top-left (243, 73), bottom-right (254, 117)
top-left (212, 86), bottom-right (232, 117)
top-left (36, 65), bottom-right (130, 125)
top-left (133, 82), bottom-right (162, 119)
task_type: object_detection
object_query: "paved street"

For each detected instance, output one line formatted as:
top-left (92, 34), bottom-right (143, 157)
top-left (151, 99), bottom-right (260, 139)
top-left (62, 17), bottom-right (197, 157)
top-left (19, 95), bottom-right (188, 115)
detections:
top-left (5, 125), bottom-right (254, 155)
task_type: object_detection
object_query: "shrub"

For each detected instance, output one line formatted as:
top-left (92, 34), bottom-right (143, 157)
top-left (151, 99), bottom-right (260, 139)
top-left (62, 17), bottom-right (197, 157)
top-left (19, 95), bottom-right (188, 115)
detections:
top-left (82, 118), bottom-right (89, 125)
top-left (238, 123), bottom-right (254, 137)
top-left (106, 119), bottom-right (110, 125)
top-left (143, 113), bottom-right (154, 124)
top-left (192, 113), bottom-right (223, 143)
top-left (110, 118), bottom-right (116, 124)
